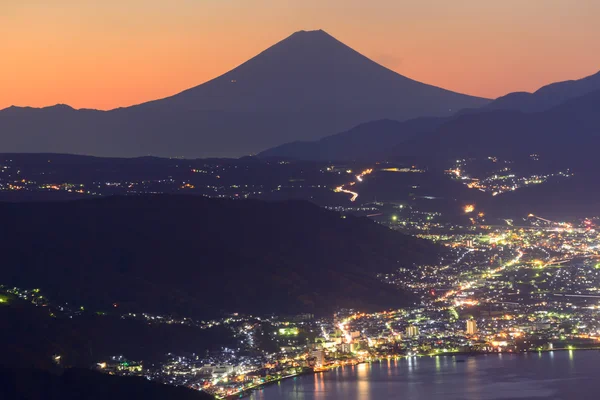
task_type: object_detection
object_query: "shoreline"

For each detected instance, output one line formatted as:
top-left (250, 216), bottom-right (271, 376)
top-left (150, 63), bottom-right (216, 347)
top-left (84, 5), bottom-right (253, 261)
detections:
top-left (218, 347), bottom-right (600, 398)
top-left (222, 369), bottom-right (312, 400)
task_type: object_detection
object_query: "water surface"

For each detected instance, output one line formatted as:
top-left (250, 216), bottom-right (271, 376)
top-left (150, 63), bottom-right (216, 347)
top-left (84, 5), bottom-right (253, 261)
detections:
top-left (250, 351), bottom-right (597, 399)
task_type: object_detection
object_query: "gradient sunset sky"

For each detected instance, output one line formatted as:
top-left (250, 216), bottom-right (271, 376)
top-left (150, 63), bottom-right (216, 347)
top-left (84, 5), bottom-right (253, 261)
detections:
top-left (2, 0), bottom-right (599, 110)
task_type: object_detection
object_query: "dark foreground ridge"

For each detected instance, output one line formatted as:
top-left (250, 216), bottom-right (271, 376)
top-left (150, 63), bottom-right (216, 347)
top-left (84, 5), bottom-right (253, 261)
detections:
top-left (0, 368), bottom-right (212, 400)
top-left (1, 195), bottom-right (439, 317)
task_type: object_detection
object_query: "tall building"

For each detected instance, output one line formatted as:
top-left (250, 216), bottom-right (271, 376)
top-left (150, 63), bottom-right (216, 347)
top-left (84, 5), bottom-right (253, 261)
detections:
top-left (340, 343), bottom-right (352, 353)
top-left (311, 350), bottom-right (325, 367)
top-left (466, 319), bottom-right (477, 335)
top-left (405, 325), bottom-right (419, 338)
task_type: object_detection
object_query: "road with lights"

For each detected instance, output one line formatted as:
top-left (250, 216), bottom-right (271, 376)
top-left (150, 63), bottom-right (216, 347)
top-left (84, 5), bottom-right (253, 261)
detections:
top-left (334, 168), bottom-right (373, 202)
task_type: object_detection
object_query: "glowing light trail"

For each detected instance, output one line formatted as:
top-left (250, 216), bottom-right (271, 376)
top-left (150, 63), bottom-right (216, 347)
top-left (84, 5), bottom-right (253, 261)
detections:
top-left (334, 168), bottom-right (373, 202)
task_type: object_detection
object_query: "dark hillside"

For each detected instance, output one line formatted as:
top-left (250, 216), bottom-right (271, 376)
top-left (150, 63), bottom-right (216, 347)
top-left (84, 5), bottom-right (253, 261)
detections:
top-left (0, 195), bottom-right (440, 317)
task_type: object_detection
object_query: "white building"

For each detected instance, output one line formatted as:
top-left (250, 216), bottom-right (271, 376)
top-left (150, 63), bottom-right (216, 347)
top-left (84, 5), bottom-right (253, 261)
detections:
top-left (405, 325), bottom-right (419, 338)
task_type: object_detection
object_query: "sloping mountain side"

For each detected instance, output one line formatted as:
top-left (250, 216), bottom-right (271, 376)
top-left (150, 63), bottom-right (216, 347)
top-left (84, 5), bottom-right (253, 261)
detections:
top-left (483, 69), bottom-right (600, 113)
top-left (0, 368), bottom-right (212, 400)
top-left (0, 294), bottom-right (236, 369)
top-left (0, 296), bottom-right (75, 371)
top-left (0, 195), bottom-right (440, 317)
top-left (0, 298), bottom-right (215, 400)
top-left (0, 30), bottom-right (488, 158)
top-left (394, 89), bottom-right (600, 165)
top-left (261, 74), bottom-right (600, 163)
top-left (260, 117), bottom-right (446, 161)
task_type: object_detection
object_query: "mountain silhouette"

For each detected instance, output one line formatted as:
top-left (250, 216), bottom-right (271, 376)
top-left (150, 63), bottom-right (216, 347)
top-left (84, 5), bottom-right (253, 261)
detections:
top-left (260, 117), bottom-right (446, 161)
top-left (394, 88), bottom-right (600, 163)
top-left (483, 69), bottom-right (600, 112)
top-left (262, 87), bottom-right (600, 164)
top-left (0, 30), bottom-right (488, 158)
top-left (146, 30), bottom-right (488, 114)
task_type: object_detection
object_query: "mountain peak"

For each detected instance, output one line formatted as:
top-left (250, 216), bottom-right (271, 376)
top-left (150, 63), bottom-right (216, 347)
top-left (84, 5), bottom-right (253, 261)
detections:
top-left (278, 29), bottom-right (341, 49)
top-left (47, 104), bottom-right (74, 111)
top-left (289, 29), bottom-right (329, 37)
top-left (293, 29), bottom-right (325, 33)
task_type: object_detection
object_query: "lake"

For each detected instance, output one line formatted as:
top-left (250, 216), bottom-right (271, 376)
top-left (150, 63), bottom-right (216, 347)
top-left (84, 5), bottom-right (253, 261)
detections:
top-left (249, 351), bottom-right (599, 399)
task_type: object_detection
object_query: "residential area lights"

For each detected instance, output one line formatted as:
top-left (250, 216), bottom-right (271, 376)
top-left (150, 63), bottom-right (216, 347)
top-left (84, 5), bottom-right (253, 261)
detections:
top-left (5, 213), bottom-right (600, 397)
top-left (3, 158), bottom-right (599, 398)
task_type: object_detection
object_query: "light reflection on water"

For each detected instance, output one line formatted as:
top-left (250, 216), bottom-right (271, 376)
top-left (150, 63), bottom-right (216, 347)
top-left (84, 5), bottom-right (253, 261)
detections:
top-left (249, 351), bottom-right (597, 400)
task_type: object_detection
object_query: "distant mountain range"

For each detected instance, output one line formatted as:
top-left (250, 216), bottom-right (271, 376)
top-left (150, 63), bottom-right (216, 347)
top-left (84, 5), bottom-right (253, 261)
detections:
top-left (1, 195), bottom-right (439, 317)
top-left (394, 89), bottom-right (600, 163)
top-left (0, 30), bottom-right (488, 158)
top-left (262, 70), bottom-right (600, 163)
top-left (260, 117), bottom-right (447, 161)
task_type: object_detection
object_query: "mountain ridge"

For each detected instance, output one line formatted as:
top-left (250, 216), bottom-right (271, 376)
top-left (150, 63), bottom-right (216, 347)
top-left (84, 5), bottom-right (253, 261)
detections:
top-left (483, 69), bottom-right (600, 112)
top-left (261, 86), bottom-right (600, 164)
top-left (259, 117), bottom-right (446, 161)
top-left (392, 88), bottom-right (600, 163)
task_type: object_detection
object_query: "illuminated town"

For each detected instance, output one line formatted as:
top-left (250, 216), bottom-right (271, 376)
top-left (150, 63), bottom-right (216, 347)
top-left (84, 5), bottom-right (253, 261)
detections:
top-left (2, 155), bottom-right (599, 398)
top-left (4, 204), bottom-right (599, 399)
top-left (445, 156), bottom-right (573, 196)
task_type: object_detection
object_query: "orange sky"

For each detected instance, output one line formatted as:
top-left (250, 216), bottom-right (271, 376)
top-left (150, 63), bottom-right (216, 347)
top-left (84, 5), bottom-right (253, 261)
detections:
top-left (2, 0), bottom-right (599, 110)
